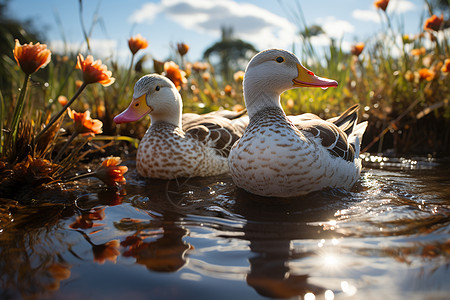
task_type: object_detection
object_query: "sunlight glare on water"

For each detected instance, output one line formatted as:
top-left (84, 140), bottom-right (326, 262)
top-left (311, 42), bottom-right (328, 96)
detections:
top-left (0, 155), bottom-right (448, 299)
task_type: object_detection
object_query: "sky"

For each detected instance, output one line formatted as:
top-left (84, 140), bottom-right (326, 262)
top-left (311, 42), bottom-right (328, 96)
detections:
top-left (7, 0), bottom-right (428, 66)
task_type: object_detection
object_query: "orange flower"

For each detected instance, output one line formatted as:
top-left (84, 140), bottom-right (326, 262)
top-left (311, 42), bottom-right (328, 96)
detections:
top-left (404, 70), bottom-right (415, 82)
top-left (441, 59), bottom-right (450, 73)
top-left (411, 47), bottom-right (426, 56)
top-left (13, 39), bottom-right (51, 75)
top-left (94, 156), bottom-right (128, 186)
top-left (192, 61), bottom-right (209, 72)
top-left (128, 34), bottom-right (148, 55)
top-left (424, 14), bottom-right (444, 32)
top-left (68, 108), bottom-right (103, 136)
top-left (57, 95), bottom-right (68, 106)
top-left (374, 0), bottom-right (389, 11)
top-left (177, 42), bottom-right (189, 56)
top-left (69, 208), bottom-right (106, 229)
top-left (233, 104), bottom-right (245, 112)
top-left (202, 71), bottom-right (211, 82)
top-left (351, 42), bottom-right (365, 56)
top-left (46, 263), bottom-right (71, 291)
top-left (76, 54), bottom-right (115, 86)
top-left (233, 70), bottom-right (245, 82)
top-left (223, 84), bottom-right (233, 96)
top-left (418, 68), bottom-right (435, 81)
top-left (75, 79), bottom-right (84, 89)
top-left (164, 61), bottom-right (187, 89)
top-left (92, 240), bottom-right (120, 264)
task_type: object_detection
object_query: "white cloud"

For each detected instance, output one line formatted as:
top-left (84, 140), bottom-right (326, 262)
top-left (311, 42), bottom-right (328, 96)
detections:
top-left (129, 0), bottom-right (298, 50)
top-left (387, 0), bottom-right (416, 14)
top-left (49, 39), bottom-right (119, 60)
top-left (352, 9), bottom-right (381, 23)
top-left (315, 17), bottom-right (355, 39)
top-left (352, 0), bottom-right (416, 23)
top-left (129, 2), bottom-right (162, 24)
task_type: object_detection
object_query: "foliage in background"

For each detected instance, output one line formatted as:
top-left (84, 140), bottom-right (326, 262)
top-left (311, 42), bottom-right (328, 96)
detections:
top-left (0, 0), bottom-right (450, 203)
top-left (278, 0), bottom-right (450, 154)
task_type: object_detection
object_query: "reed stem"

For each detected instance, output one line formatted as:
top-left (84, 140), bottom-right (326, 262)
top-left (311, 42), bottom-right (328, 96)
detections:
top-left (36, 82), bottom-right (87, 140)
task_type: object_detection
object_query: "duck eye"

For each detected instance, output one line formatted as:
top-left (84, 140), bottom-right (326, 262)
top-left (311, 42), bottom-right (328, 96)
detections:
top-left (135, 102), bottom-right (140, 107)
top-left (155, 86), bottom-right (160, 91)
top-left (276, 56), bottom-right (284, 63)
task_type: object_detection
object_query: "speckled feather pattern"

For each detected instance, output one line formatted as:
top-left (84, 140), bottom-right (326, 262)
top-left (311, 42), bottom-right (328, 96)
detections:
top-left (229, 107), bottom-right (361, 197)
top-left (137, 121), bottom-right (229, 179)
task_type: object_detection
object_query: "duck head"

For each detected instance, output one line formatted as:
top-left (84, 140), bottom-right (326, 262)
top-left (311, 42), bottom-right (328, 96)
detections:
top-left (113, 74), bottom-right (182, 126)
top-left (243, 49), bottom-right (338, 117)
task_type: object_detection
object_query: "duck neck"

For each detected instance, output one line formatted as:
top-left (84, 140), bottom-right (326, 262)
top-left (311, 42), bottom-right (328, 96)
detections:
top-left (150, 93), bottom-right (183, 128)
top-left (244, 87), bottom-right (283, 119)
top-left (150, 109), bottom-right (182, 128)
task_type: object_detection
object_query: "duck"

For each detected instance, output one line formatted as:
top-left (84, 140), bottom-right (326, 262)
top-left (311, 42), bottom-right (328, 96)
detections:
top-left (228, 49), bottom-right (368, 197)
top-left (114, 74), bottom-right (248, 179)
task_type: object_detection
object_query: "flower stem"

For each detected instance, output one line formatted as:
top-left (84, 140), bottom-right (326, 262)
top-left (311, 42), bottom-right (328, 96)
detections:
top-left (63, 171), bottom-right (96, 183)
top-left (36, 82), bottom-right (88, 141)
top-left (10, 74), bottom-right (30, 145)
top-left (54, 131), bottom-right (79, 163)
top-left (115, 54), bottom-right (135, 109)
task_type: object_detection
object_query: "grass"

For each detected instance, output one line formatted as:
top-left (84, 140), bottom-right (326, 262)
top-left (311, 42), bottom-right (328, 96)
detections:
top-left (0, 0), bottom-right (449, 203)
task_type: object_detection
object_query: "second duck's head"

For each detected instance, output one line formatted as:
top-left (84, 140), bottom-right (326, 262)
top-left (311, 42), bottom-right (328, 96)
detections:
top-left (114, 74), bottom-right (182, 126)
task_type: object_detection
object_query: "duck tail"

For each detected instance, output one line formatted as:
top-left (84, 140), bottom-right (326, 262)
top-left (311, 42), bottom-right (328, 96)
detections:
top-left (329, 104), bottom-right (360, 136)
top-left (348, 121), bottom-right (368, 157)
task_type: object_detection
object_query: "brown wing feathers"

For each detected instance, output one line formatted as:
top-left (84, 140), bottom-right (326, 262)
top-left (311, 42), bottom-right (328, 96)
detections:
top-left (183, 113), bottom-right (246, 157)
top-left (293, 105), bottom-right (360, 162)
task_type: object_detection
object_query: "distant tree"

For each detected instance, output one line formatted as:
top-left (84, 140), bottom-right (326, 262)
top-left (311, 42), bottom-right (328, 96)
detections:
top-left (299, 24), bottom-right (324, 39)
top-left (203, 26), bottom-right (257, 82)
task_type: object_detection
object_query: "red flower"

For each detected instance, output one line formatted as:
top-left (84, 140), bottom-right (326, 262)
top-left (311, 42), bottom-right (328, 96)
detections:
top-left (374, 0), bottom-right (389, 11)
top-left (424, 14), bottom-right (444, 32)
top-left (76, 54), bottom-right (115, 86)
top-left (177, 42), bottom-right (189, 56)
top-left (128, 34), bottom-right (148, 55)
top-left (94, 156), bottom-right (128, 186)
top-left (164, 61), bottom-right (187, 90)
top-left (351, 42), bottom-right (365, 56)
top-left (68, 108), bottom-right (103, 136)
top-left (13, 39), bottom-right (51, 75)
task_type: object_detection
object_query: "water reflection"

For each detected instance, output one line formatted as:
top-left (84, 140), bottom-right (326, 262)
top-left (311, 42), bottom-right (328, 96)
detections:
top-left (121, 177), bottom-right (354, 299)
top-left (119, 179), bottom-right (192, 273)
top-left (232, 188), bottom-right (349, 299)
top-left (0, 200), bottom-right (76, 299)
top-left (0, 156), bottom-right (448, 299)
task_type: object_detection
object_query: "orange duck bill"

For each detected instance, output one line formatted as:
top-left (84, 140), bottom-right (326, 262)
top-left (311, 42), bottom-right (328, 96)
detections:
top-left (292, 63), bottom-right (338, 88)
top-left (113, 94), bottom-right (152, 124)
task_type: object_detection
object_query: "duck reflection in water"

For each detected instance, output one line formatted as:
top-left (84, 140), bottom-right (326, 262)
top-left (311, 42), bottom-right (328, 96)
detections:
top-left (233, 188), bottom-right (346, 299)
top-left (125, 175), bottom-right (349, 298)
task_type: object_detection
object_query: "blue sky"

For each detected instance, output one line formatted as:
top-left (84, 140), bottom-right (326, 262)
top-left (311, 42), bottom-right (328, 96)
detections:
top-left (8, 0), bottom-right (426, 65)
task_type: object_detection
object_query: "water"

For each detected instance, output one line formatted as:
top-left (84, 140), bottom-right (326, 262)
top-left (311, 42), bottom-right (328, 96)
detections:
top-left (0, 155), bottom-right (449, 300)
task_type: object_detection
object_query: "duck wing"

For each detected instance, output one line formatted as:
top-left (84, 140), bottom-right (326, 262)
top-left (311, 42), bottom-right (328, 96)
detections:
top-left (183, 112), bottom-right (248, 157)
top-left (296, 119), bottom-right (355, 162)
top-left (288, 104), bottom-right (367, 161)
